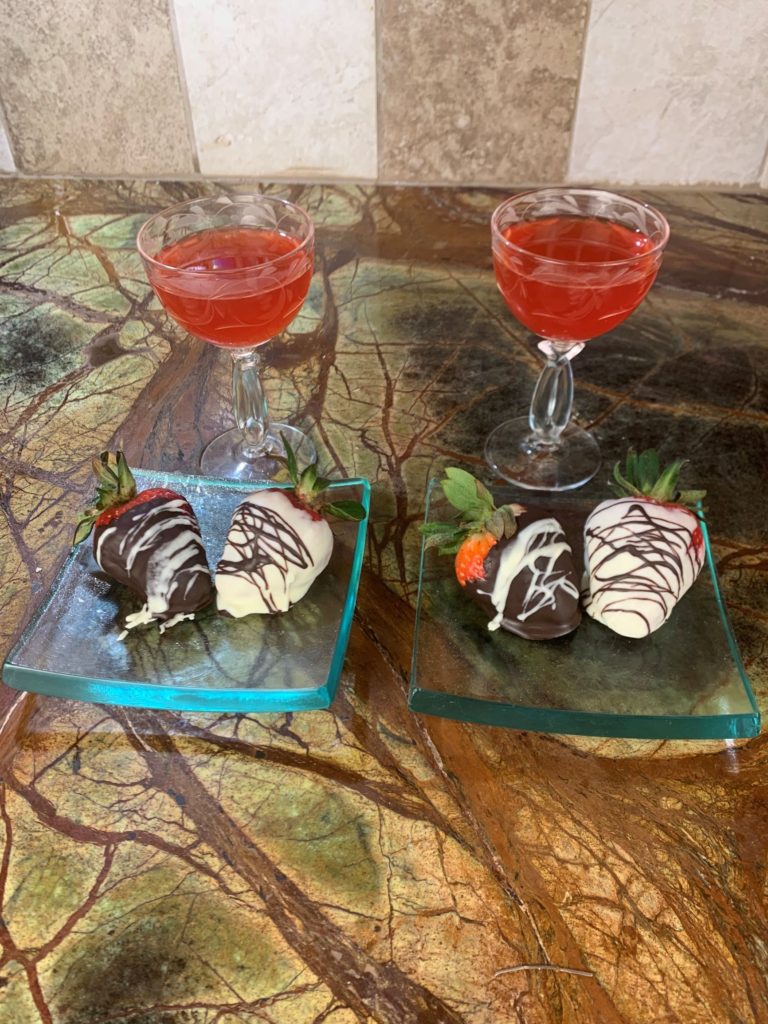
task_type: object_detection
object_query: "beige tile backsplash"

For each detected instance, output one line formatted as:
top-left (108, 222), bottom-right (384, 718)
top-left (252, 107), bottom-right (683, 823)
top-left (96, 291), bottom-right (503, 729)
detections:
top-left (0, 0), bottom-right (766, 187)
top-left (569, 0), bottom-right (768, 187)
top-left (0, 110), bottom-right (14, 174)
top-left (0, 0), bottom-right (194, 176)
top-left (174, 0), bottom-right (377, 179)
top-left (378, 0), bottom-right (588, 185)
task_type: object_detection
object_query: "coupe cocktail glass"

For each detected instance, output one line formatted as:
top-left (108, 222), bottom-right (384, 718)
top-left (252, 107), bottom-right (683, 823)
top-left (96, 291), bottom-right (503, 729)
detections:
top-left (487, 187), bottom-right (669, 491)
top-left (138, 194), bottom-right (315, 480)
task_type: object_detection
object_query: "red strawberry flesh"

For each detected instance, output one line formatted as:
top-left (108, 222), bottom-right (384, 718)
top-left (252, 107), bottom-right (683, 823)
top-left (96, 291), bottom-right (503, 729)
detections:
top-left (281, 487), bottom-right (323, 521)
top-left (95, 488), bottom-right (185, 529)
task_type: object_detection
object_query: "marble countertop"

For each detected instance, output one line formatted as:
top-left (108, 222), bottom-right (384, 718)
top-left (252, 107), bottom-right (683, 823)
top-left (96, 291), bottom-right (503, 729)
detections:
top-left (0, 179), bottom-right (766, 1023)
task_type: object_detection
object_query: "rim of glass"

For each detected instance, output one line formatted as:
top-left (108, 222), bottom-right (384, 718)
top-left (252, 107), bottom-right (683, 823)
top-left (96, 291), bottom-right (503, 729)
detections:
top-left (136, 193), bottom-right (315, 276)
top-left (491, 187), bottom-right (670, 267)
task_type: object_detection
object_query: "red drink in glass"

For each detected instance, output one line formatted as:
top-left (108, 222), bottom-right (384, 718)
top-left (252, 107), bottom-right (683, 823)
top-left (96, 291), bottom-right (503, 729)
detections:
top-left (486, 188), bottom-right (669, 491)
top-left (137, 193), bottom-right (316, 480)
top-left (493, 215), bottom-right (659, 343)
top-left (148, 227), bottom-right (314, 349)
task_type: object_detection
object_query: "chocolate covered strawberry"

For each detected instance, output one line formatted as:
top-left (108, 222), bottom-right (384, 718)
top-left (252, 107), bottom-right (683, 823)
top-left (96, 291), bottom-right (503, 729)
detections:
top-left (215, 438), bottom-right (365, 617)
top-left (74, 452), bottom-right (213, 634)
top-left (421, 468), bottom-right (581, 639)
top-left (582, 450), bottom-right (706, 638)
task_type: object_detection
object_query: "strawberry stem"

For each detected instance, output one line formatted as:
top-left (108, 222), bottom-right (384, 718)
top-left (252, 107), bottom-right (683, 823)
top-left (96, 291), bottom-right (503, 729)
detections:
top-left (277, 434), bottom-right (365, 521)
top-left (73, 451), bottom-right (138, 546)
top-left (611, 449), bottom-right (706, 508)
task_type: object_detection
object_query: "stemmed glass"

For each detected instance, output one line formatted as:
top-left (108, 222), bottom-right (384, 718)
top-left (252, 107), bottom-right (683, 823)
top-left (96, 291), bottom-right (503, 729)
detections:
top-left (138, 194), bottom-right (315, 480)
top-left (487, 187), bottom-right (669, 491)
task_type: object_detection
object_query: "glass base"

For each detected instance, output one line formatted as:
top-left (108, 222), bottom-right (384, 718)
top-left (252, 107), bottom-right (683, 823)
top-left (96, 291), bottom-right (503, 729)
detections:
top-left (485, 418), bottom-right (600, 492)
top-left (200, 424), bottom-right (316, 482)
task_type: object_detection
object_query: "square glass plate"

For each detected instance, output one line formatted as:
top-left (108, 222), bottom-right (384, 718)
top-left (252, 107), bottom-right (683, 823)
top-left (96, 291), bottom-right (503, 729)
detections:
top-left (3, 470), bottom-right (370, 712)
top-left (409, 479), bottom-right (759, 740)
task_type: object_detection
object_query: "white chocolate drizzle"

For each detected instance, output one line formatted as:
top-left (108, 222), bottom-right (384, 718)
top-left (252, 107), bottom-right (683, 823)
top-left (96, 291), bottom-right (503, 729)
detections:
top-left (96, 496), bottom-right (211, 638)
top-left (478, 518), bottom-right (579, 632)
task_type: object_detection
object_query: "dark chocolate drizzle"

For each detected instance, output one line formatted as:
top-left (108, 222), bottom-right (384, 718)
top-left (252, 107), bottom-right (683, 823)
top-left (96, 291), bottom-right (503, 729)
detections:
top-left (583, 498), bottom-right (703, 636)
top-left (216, 501), bottom-right (316, 614)
top-left (94, 494), bottom-right (213, 620)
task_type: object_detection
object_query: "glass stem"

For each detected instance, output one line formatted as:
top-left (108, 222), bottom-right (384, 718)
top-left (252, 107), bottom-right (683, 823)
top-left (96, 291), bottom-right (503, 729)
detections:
top-left (231, 348), bottom-right (269, 460)
top-left (528, 341), bottom-right (575, 447)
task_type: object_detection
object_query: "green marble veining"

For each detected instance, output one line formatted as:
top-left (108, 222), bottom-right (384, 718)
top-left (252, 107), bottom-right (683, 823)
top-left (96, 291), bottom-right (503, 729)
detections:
top-left (0, 180), bottom-right (766, 1023)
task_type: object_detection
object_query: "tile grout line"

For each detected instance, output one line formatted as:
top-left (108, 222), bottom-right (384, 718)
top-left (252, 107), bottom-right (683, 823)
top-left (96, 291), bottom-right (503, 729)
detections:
top-left (374, 0), bottom-right (383, 182)
top-left (759, 133), bottom-right (768, 190)
top-left (564, 0), bottom-right (593, 185)
top-left (0, 92), bottom-right (18, 173)
top-left (166, 0), bottom-right (201, 175)
top-left (0, 170), bottom-right (763, 193)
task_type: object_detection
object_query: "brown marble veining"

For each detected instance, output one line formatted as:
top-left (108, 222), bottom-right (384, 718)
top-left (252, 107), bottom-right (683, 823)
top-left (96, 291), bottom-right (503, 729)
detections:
top-left (0, 179), bottom-right (767, 1022)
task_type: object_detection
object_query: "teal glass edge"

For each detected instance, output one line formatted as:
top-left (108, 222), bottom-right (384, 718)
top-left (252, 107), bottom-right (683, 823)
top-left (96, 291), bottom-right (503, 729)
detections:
top-left (408, 477), bottom-right (437, 717)
top-left (698, 504), bottom-right (759, 721)
top-left (408, 480), bottom-right (761, 740)
top-left (323, 476), bottom-right (371, 706)
top-left (3, 472), bottom-right (371, 713)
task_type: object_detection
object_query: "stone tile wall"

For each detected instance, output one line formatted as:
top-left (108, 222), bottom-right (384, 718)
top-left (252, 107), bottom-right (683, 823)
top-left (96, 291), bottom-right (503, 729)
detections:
top-left (0, 114), bottom-right (14, 174)
top-left (377, 0), bottom-right (589, 185)
top-left (174, 0), bottom-right (377, 179)
top-left (569, 0), bottom-right (768, 187)
top-left (0, 0), bottom-right (194, 176)
top-left (0, 0), bottom-right (766, 187)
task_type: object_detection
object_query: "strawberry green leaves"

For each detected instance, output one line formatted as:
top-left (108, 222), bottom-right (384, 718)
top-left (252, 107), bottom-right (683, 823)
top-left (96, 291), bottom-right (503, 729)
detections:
top-left (73, 514), bottom-right (97, 547)
top-left (74, 451), bottom-right (138, 546)
top-left (281, 432), bottom-right (300, 487)
top-left (440, 467), bottom-right (495, 522)
top-left (420, 466), bottom-right (519, 552)
top-left (485, 504), bottom-right (519, 541)
top-left (419, 521), bottom-right (466, 554)
top-left (300, 462), bottom-right (335, 497)
top-left (611, 449), bottom-right (706, 508)
top-left (323, 500), bottom-right (366, 522)
top-left (278, 433), bottom-right (366, 522)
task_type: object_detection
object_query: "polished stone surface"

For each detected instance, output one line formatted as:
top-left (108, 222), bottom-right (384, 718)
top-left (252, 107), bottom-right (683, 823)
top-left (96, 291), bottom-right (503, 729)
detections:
top-left (0, 0), bottom-right (194, 176)
top-left (378, 0), bottom-right (588, 184)
top-left (0, 180), bottom-right (767, 1021)
top-left (174, 0), bottom-right (378, 179)
top-left (569, 0), bottom-right (768, 186)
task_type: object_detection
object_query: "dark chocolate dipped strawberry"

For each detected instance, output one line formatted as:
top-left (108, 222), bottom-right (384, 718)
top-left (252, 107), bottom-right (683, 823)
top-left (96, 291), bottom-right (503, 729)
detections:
top-left (215, 437), bottom-right (365, 617)
top-left (74, 452), bottom-right (213, 634)
top-left (421, 468), bottom-right (581, 640)
top-left (583, 449), bottom-right (706, 638)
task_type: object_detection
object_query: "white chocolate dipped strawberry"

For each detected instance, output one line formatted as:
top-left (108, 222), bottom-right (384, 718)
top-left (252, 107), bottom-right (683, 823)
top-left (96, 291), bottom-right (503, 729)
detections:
top-left (583, 450), bottom-right (706, 638)
top-left (215, 438), bottom-right (365, 617)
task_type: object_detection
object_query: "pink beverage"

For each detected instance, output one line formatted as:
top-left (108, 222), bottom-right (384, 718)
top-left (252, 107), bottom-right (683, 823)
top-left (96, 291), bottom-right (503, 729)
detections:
top-left (148, 227), bottom-right (313, 348)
